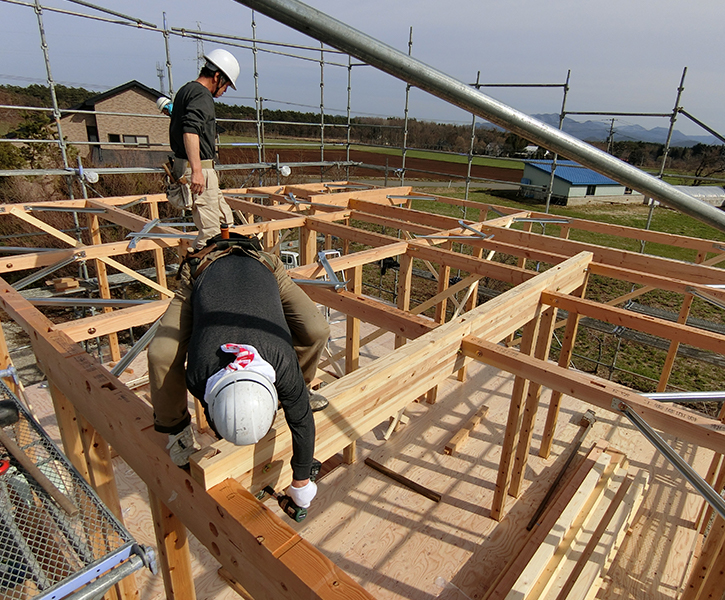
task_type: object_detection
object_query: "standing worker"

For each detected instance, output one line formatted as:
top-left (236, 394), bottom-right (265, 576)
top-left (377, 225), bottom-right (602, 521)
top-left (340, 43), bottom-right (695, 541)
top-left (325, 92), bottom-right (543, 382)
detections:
top-left (147, 232), bottom-right (330, 508)
top-left (169, 48), bottom-right (239, 249)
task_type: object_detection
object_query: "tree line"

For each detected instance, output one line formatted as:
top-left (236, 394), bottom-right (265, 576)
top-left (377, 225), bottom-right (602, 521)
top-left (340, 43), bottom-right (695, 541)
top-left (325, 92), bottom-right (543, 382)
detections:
top-left (1, 84), bottom-right (723, 183)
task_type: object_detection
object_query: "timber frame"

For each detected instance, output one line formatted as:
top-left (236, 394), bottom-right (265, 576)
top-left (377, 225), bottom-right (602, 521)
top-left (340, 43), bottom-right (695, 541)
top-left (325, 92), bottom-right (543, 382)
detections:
top-left (0, 181), bottom-right (724, 600)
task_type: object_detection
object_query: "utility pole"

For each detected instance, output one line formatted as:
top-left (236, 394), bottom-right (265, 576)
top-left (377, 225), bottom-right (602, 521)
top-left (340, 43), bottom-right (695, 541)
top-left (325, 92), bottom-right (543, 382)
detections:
top-left (196, 22), bottom-right (205, 72)
top-left (156, 62), bottom-right (166, 95)
top-left (606, 118), bottom-right (617, 154)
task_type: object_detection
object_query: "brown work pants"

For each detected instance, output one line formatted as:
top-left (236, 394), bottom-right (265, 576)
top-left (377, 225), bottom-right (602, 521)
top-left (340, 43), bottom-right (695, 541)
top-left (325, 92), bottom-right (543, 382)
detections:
top-left (147, 252), bottom-right (330, 434)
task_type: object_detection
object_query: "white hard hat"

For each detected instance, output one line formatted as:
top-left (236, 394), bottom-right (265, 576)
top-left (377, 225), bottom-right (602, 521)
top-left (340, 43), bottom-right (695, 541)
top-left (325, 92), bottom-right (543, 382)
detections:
top-left (204, 48), bottom-right (240, 90)
top-left (206, 369), bottom-right (277, 445)
top-left (156, 96), bottom-right (172, 112)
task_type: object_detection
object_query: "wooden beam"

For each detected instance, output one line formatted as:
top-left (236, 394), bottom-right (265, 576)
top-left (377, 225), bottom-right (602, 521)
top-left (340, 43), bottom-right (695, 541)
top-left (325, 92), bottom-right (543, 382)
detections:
top-left (461, 337), bottom-right (725, 456)
top-left (300, 286), bottom-right (436, 341)
top-left (289, 241), bottom-right (408, 280)
top-left (479, 224), bottom-right (725, 287)
top-left (0, 239), bottom-right (179, 274)
top-left (9, 207), bottom-right (173, 298)
top-left (541, 290), bottom-right (725, 355)
top-left (55, 300), bottom-right (170, 342)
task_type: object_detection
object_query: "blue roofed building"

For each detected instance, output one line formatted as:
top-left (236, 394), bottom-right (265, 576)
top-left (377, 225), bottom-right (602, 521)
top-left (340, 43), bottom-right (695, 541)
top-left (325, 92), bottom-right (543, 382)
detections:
top-left (520, 160), bottom-right (640, 205)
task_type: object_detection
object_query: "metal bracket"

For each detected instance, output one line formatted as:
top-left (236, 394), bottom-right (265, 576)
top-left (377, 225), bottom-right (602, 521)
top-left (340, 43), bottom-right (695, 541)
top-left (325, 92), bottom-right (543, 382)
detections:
top-left (126, 219), bottom-right (160, 250)
top-left (292, 251), bottom-right (349, 291)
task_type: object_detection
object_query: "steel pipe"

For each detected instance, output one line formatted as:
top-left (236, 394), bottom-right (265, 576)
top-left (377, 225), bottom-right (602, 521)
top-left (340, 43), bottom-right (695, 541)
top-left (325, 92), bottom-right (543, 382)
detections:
top-left (613, 400), bottom-right (725, 521)
top-left (232, 0), bottom-right (725, 233)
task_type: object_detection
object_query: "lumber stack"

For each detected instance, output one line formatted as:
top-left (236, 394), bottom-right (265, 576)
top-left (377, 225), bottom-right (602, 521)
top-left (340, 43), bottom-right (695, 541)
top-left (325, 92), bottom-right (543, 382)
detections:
top-left (482, 441), bottom-right (650, 600)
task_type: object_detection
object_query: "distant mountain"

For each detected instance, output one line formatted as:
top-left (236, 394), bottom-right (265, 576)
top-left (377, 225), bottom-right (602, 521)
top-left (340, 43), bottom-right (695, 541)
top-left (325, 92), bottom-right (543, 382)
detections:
top-left (530, 114), bottom-right (719, 147)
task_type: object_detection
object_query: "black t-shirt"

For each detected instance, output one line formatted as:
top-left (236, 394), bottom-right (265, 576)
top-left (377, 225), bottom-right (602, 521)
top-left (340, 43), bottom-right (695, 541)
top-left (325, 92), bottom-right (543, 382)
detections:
top-left (186, 253), bottom-right (314, 480)
top-left (169, 80), bottom-right (217, 161)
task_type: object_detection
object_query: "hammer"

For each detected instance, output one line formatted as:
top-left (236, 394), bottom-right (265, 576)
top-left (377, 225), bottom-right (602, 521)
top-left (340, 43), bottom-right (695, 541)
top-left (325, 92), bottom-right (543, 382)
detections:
top-left (526, 409), bottom-right (596, 530)
top-left (0, 401), bottom-right (78, 516)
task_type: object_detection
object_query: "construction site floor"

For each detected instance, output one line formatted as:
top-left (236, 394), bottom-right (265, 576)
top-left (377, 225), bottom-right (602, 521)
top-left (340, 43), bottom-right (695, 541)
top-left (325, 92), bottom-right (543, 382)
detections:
top-left (23, 311), bottom-right (710, 600)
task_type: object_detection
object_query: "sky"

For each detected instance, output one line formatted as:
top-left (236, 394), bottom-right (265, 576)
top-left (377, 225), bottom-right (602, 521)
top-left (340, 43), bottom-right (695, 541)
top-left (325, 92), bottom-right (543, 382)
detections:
top-left (1, 0), bottom-right (724, 138)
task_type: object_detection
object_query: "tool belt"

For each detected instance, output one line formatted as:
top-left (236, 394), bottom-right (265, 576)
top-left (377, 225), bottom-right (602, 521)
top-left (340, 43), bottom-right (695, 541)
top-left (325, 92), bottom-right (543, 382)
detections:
top-left (178, 231), bottom-right (275, 282)
top-left (163, 155), bottom-right (191, 211)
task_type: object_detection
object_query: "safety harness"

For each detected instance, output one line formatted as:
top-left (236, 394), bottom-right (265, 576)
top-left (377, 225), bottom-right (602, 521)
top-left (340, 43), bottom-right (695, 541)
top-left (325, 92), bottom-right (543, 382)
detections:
top-left (178, 232), bottom-right (275, 281)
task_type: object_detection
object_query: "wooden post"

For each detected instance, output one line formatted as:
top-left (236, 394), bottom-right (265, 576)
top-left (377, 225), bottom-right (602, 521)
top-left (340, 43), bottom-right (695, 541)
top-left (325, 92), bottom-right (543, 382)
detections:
top-left (656, 251), bottom-right (705, 392)
top-left (299, 224), bottom-right (317, 266)
top-left (459, 246), bottom-right (484, 382)
top-left (540, 278), bottom-right (589, 459)
top-left (48, 380), bottom-right (139, 600)
top-left (395, 253), bottom-right (413, 349)
top-left (509, 305), bottom-right (558, 498)
top-left (147, 200), bottom-right (168, 294)
top-left (148, 490), bottom-right (197, 600)
top-left (516, 221), bottom-right (533, 270)
top-left (343, 265), bottom-right (363, 464)
top-left (86, 213), bottom-right (121, 362)
top-left (491, 314), bottom-right (541, 521)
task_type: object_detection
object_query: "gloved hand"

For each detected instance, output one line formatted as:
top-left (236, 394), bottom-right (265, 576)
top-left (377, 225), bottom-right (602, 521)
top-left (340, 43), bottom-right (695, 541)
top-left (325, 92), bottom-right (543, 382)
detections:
top-left (287, 480), bottom-right (317, 509)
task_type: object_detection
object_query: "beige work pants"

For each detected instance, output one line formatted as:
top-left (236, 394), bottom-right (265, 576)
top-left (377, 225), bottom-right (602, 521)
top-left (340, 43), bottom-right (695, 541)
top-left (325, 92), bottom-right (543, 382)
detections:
top-left (189, 165), bottom-right (234, 250)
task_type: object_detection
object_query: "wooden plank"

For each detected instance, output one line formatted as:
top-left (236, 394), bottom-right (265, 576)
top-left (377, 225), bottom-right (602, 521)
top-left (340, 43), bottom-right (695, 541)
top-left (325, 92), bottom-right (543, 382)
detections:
top-left (461, 337), bottom-right (725, 456)
top-left (681, 515), bottom-right (725, 600)
top-left (192, 252), bottom-right (592, 491)
top-left (531, 456), bottom-right (628, 600)
top-left (443, 405), bottom-right (489, 456)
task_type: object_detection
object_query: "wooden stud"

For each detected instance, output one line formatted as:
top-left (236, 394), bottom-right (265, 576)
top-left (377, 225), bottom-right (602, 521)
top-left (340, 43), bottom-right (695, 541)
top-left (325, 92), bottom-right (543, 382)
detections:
top-left (540, 279), bottom-right (589, 459)
top-left (656, 251), bottom-right (706, 391)
top-left (147, 199), bottom-right (168, 294)
top-left (510, 305), bottom-right (558, 498)
top-left (343, 265), bottom-right (362, 463)
top-left (86, 212), bottom-right (121, 362)
top-left (148, 490), bottom-right (197, 600)
top-left (490, 315), bottom-right (541, 520)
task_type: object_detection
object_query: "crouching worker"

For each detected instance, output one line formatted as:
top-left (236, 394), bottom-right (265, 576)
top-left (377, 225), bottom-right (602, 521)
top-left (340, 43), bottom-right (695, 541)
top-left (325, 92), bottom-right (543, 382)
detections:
top-left (147, 233), bottom-right (329, 508)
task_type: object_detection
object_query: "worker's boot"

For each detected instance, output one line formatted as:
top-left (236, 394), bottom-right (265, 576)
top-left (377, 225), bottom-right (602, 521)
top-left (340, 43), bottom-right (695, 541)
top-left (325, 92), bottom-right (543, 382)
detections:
top-left (309, 392), bottom-right (329, 412)
top-left (166, 424), bottom-right (201, 467)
